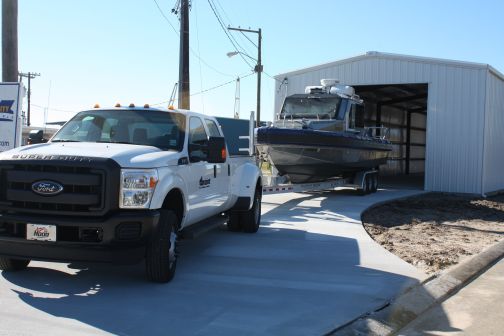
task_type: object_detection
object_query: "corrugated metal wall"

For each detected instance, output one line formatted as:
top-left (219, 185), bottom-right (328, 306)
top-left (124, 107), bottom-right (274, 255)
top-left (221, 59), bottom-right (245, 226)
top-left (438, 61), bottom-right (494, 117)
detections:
top-left (274, 54), bottom-right (489, 194)
top-left (483, 71), bottom-right (504, 194)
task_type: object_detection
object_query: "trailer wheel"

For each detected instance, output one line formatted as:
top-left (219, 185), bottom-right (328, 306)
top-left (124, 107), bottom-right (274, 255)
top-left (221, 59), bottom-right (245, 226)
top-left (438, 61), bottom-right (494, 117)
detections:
top-left (0, 257), bottom-right (30, 271)
top-left (371, 174), bottom-right (378, 193)
top-left (358, 174), bottom-right (370, 195)
top-left (146, 210), bottom-right (179, 283)
top-left (227, 212), bottom-right (242, 232)
top-left (242, 188), bottom-right (262, 233)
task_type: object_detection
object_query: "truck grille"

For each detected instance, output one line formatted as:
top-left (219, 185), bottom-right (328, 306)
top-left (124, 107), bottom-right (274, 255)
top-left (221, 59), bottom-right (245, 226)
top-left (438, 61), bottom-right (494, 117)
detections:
top-left (0, 163), bottom-right (106, 215)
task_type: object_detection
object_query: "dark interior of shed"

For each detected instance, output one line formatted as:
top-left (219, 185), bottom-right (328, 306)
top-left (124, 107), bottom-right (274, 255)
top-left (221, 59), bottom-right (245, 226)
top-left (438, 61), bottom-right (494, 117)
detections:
top-left (354, 83), bottom-right (428, 190)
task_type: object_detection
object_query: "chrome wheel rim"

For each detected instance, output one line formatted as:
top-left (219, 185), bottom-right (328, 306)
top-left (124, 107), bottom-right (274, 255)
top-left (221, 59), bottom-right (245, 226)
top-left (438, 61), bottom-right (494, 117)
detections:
top-left (168, 231), bottom-right (177, 267)
top-left (254, 193), bottom-right (261, 225)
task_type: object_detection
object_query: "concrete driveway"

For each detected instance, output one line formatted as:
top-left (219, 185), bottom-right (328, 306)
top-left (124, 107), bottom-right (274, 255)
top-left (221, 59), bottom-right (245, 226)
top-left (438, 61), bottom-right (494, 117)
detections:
top-left (0, 188), bottom-right (426, 336)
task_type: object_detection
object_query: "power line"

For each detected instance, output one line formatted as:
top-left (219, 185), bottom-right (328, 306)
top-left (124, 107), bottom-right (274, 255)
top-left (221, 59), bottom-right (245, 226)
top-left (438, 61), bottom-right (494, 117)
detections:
top-left (213, 0), bottom-right (255, 56)
top-left (239, 30), bottom-right (257, 49)
top-left (263, 70), bottom-right (284, 84)
top-left (31, 103), bottom-right (76, 113)
top-left (192, 72), bottom-right (253, 96)
top-left (153, 0), bottom-right (178, 35)
top-left (208, 1), bottom-right (250, 59)
top-left (207, 0), bottom-right (254, 69)
top-left (214, 0), bottom-right (232, 26)
top-left (151, 72), bottom-right (254, 106)
top-left (152, 0), bottom-right (234, 77)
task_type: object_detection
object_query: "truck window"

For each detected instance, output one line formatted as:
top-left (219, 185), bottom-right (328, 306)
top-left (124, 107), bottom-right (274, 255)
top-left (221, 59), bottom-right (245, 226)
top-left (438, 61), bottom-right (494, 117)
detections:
top-left (205, 119), bottom-right (221, 137)
top-left (188, 117), bottom-right (208, 162)
top-left (52, 110), bottom-right (185, 151)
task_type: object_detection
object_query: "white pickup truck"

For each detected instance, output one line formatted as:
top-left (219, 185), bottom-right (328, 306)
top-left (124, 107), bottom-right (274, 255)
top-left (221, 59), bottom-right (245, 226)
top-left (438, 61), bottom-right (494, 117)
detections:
top-left (0, 105), bottom-right (262, 282)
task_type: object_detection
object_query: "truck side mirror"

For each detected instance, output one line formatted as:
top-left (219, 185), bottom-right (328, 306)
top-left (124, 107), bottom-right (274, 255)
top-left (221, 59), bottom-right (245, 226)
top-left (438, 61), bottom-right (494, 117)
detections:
top-left (207, 137), bottom-right (226, 163)
top-left (28, 129), bottom-right (44, 145)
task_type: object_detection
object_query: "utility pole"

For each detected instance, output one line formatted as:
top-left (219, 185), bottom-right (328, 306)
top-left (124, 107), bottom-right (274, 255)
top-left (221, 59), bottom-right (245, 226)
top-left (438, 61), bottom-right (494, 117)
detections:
top-left (2, 0), bottom-right (18, 82)
top-left (257, 28), bottom-right (262, 127)
top-left (178, 0), bottom-right (190, 110)
top-left (233, 77), bottom-right (240, 119)
top-left (227, 27), bottom-right (262, 127)
top-left (19, 72), bottom-right (40, 127)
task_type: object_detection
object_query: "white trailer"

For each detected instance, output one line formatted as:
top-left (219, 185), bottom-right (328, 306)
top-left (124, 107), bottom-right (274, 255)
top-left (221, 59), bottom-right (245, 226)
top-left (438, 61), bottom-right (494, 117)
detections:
top-left (261, 170), bottom-right (378, 195)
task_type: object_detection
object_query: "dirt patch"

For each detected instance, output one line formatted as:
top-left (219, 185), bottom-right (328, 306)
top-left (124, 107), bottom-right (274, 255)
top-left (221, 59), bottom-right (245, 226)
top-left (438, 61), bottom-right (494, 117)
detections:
top-left (362, 193), bottom-right (504, 274)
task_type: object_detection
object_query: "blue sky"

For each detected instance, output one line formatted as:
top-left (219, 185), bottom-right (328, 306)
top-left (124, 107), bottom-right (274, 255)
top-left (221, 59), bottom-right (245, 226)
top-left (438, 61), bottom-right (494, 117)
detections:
top-left (4, 0), bottom-right (504, 126)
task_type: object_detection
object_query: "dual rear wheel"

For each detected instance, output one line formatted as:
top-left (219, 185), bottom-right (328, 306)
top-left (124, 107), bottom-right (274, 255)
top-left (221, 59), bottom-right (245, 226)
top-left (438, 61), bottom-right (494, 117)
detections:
top-left (227, 188), bottom-right (262, 234)
top-left (359, 173), bottom-right (378, 195)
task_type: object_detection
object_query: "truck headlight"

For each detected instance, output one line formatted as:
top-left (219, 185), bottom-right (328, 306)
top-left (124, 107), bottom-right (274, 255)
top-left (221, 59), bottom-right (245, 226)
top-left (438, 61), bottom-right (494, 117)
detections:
top-left (120, 169), bottom-right (159, 209)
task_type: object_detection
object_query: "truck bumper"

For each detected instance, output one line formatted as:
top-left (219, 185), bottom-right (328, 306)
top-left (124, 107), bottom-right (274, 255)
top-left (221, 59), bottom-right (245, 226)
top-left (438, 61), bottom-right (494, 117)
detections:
top-left (0, 210), bottom-right (160, 264)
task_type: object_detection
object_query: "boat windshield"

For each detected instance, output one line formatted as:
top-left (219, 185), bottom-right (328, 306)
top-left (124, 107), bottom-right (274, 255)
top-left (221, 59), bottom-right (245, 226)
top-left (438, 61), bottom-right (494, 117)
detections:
top-left (280, 96), bottom-right (344, 119)
top-left (52, 109), bottom-right (186, 151)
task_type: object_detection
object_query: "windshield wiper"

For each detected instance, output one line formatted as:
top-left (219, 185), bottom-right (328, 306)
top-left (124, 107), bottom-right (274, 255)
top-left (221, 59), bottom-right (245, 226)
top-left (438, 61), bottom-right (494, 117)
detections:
top-left (96, 140), bottom-right (134, 145)
top-left (51, 139), bottom-right (81, 143)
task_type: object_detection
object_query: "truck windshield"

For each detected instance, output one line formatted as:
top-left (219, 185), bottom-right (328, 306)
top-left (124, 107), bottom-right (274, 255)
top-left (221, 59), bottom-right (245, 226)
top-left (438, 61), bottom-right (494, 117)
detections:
top-left (280, 96), bottom-right (344, 120)
top-left (52, 110), bottom-right (186, 151)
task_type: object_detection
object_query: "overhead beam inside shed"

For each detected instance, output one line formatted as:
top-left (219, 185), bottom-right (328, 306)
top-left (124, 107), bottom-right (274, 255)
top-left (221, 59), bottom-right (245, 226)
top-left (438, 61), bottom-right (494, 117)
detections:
top-left (379, 93), bottom-right (427, 106)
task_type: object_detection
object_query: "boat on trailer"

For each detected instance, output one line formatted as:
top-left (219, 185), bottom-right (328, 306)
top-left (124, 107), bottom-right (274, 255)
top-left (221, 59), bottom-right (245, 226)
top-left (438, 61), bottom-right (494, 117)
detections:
top-left (256, 79), bottom-right (392, 183)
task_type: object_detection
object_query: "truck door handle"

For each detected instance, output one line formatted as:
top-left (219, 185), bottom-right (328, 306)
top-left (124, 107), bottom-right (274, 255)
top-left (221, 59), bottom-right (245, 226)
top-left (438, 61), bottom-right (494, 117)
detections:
top-left (214, 165), bottom-right (217, 178)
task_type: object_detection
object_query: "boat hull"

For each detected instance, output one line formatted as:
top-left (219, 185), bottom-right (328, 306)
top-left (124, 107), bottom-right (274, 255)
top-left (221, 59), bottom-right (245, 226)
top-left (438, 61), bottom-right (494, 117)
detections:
top-left (257, 127), bottom-right (392, 183)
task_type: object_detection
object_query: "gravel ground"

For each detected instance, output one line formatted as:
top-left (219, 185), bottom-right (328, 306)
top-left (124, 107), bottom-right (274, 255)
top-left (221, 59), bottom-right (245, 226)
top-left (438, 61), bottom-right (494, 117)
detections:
top-left (362, 193), bottom-right (504, 274)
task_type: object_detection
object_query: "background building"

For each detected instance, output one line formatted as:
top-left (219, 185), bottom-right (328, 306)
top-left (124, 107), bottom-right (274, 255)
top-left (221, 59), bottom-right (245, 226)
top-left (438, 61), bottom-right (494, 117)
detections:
top-left (274, 52), bottom-right (504, 195)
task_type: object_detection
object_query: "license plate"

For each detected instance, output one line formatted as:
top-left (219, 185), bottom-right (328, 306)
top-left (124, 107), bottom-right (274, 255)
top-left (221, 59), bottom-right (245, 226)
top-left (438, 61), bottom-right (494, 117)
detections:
top-left (26, 224), bottom-right (57, 242)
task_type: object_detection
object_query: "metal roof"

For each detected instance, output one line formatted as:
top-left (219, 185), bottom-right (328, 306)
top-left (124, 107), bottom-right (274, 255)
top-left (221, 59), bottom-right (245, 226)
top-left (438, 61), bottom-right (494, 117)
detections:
top-left (275, 51), bottom-right (504, 82)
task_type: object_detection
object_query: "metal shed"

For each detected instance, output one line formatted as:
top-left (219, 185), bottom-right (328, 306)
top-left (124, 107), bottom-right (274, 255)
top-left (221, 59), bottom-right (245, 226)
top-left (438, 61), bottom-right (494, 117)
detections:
top-left (273, 52), bottom-right (504, 195)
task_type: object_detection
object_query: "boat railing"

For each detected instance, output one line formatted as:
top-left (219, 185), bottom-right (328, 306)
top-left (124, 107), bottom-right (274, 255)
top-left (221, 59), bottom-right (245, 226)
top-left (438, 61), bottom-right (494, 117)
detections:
top-left (364, 126), bottom-right (389, 140)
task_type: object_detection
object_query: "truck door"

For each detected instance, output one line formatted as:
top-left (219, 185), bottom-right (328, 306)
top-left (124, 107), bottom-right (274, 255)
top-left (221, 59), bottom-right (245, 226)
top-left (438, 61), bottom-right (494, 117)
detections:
top-left (183, 116), bottom-right (223, 223)
top-left (204, 118), bottom-right (230, 208)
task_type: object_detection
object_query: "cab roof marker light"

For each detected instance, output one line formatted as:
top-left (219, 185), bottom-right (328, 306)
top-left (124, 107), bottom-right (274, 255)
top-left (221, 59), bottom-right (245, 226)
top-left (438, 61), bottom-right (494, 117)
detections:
top-left (93, 103), bottom-right (100, 108)
top-left (168, 105), bottom-right (175, 110)
top-left (144, 104), bottom-right (150, 108)
top-left (115, 103), bottom-right (121, 107)
top-left (129, 103), bottom-right (135, 108)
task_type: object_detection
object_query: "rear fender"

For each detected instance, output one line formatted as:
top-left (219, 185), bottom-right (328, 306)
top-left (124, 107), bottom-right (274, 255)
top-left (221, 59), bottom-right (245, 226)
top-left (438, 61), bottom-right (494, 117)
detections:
top-left (231, 162), bottom-right (261, 210)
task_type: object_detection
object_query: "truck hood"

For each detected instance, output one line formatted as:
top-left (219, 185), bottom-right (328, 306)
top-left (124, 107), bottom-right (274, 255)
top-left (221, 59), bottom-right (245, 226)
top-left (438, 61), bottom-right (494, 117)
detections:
top-left (0, 142), bottom-right (182, 168)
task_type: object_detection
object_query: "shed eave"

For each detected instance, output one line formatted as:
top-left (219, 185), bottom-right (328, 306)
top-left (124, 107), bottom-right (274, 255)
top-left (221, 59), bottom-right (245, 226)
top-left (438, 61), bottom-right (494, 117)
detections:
top-left (274, 51), bottom-right (504, 81)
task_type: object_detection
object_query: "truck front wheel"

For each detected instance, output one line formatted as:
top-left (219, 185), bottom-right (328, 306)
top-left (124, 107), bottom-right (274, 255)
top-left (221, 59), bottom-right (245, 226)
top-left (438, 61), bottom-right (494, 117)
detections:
top-left (146, 210), bottom-right (179, 283)
top-left (0, 257), bottom-right (30, 271)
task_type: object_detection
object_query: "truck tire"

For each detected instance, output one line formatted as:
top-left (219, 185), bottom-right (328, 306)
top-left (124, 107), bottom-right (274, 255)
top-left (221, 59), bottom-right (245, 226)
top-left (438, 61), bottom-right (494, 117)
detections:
top-left (227, 212), bottom-right (242, 232)
top-left (146, 210), bottom-right (179, 283)
top-left (0, 257), bottom-right (30, 271)
top-left (242, 188), bottom-right (262, 233)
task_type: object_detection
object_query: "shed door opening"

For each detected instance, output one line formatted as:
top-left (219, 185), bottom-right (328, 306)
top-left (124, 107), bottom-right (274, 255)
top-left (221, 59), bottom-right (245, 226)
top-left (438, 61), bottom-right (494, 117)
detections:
top-left (354, 84), bottom-right (428, 189)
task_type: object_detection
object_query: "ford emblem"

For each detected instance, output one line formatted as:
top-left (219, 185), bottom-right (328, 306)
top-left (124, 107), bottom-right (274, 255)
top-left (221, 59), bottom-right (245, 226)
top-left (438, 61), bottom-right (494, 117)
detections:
top-left (32, 181), bottom-right (64, 196)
